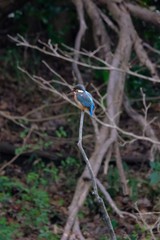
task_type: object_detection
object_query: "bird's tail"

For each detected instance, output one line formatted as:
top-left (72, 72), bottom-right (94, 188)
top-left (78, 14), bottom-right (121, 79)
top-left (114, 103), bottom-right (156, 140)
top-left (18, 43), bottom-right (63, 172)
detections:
top-left (90, 105), bottom-right (95, 117)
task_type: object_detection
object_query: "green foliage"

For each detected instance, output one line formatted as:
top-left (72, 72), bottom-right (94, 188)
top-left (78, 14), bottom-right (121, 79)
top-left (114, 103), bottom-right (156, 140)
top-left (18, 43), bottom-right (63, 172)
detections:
top-left (61, 156), bottom-right (79, 170)
top-left (19, 128), bottom-right (29, 139)
top-left (44, 166), bottom-right (59, 182)
top-left (15, 129), bottom-right (53, 155)
top-left (149, 161), bottom-right (160, 185)
top-left (38, 226), bottom-right (60, 240)
top-left (10, 0), bottom-right (75, 44)
top-left (20, 187), bottom-right (50, 229)
top-left (94, 69), bottom-right (109, 83)
top-left (61, 156), bottom-right (81, 187)
top-left (99, 236), bottom-right (109, 240)
top-left (0, 176), bottom-right (26, 194)
top-left (0, 160), bottom-right (61, 239)
top-left (78, 210), bottom-right (85, 220)
top-left (55, 126), bottom-right (67, 138)
top-left (0, 217), bottom-right (20, 240)
top-left (84, 194), bottom-right (96, 212)
top-left (126, 73), bottom-right (159, 100)
top-left (128, 176), bottom-right (139, 201)
top-left (107, 165), bottom-right (121, 197)
top-left (1, 48), bottom-right (22, 76)
top-left (15, 144), bottom-right (30, 155)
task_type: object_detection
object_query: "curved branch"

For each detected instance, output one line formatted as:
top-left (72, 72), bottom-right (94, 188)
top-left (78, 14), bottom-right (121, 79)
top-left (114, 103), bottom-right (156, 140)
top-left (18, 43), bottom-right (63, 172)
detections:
top-left (83, 0), bottom-right (112, 63)
top-left (132, 34), bottom-right (159, 80)
top-left (72, 0), bottom-right (87, 84)
top-left (100, 1), bottom-right (133, 197)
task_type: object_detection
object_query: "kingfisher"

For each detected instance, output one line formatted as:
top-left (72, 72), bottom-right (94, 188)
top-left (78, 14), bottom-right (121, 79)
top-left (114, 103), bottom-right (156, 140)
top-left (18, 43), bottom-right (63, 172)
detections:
top-left (73, 84), bottom-right (95, 116)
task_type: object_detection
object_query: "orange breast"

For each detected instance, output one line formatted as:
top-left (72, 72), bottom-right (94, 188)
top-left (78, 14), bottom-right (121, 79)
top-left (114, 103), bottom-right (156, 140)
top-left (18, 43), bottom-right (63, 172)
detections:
top-left (74, 94), bottom-right (88, 111)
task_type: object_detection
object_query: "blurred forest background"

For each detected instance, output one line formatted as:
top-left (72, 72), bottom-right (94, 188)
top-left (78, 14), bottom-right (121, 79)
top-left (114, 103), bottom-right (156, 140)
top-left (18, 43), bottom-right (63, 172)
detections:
top-left (0, 0), bottom-right (160, 239)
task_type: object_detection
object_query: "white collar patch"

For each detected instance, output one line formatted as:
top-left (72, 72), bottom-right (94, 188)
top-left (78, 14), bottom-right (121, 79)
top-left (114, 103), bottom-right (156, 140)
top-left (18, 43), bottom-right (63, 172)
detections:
top-left (77, 89), bottom-right (84, 93)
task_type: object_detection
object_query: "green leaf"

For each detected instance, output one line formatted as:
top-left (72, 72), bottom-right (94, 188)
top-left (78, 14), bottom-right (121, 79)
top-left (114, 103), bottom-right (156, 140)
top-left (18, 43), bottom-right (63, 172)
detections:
top-left (149, 171), bottom-right (160, 185)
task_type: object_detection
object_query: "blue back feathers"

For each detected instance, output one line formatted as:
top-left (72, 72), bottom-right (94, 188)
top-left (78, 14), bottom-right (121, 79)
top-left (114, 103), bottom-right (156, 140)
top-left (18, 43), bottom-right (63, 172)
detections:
top-left (76, 90), bottom-right (95, 116)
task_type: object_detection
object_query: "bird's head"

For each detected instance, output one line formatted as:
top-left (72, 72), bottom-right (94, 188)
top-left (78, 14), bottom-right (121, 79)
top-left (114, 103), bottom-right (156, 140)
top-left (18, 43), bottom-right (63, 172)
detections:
top-left (73, 84), bottom-right (86, 93)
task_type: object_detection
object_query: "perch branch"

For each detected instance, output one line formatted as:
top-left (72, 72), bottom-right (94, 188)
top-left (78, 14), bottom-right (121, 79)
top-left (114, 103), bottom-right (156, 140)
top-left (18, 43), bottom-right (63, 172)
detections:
top-left (77, 111), bottom-right (117, 240)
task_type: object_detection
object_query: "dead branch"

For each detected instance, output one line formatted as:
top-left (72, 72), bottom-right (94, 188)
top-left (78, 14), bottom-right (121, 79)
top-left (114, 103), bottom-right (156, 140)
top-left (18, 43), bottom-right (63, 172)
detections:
top-left (101, 2), bottom-right (133, 199)
top-left (143, 42), bottom-right (160, 55)
top-left (0, 141), bottom-right (58, 169)
top-left (71, 218), bottom-right (85, 240)
top-left (78, 112), bottom-right (116, 239)
top-left (62, 111), bottom-right (117, 240)
top-left (15, 66), bottom-right (160, 149)
top-left (9, 67), bottom-right (160, 145)
top-left (132, 34), bottom-right (159, 80)
top-left (123, 95), bottom-right (160, 162)
top-left (126, 2), bottom-right (160, 26)
top-left (114, 142), bottom-right (129, 196)
top-left (8, 34), bottom-right (160, 83)
top-left (0, 153), bottom-right (21, 174)
top-left (83, 0), bottom-right (112, 62)
top-left (104, 146), bottom-right (112, 174)
top-left (135, 203), bottom-right (158, 240)
top-left (96, 178), bottom-right (124, 218)
top-left (72, 0), bottom-right (87, 84)
top-left (0, 126), bottom-right (35, 173)
top-left (98, 8), bottom-right (119, 33)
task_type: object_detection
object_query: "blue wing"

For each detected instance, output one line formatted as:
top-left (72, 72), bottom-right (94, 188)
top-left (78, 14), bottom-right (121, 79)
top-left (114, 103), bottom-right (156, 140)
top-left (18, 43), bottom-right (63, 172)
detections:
top-left (77, 91), bottom-right (95, 116)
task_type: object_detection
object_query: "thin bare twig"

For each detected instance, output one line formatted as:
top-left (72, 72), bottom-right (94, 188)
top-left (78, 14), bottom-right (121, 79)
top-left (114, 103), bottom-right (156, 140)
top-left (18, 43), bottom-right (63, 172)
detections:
top-left (96, 178), bottom-right (124, 218)
top-left (123, 94), bottom-right (160, 162)
top-left (8, 34), bottom-right (160, 83)
top-left (77, 111), bottom-right (117, 240)
top-left (15, 66), bottom-right (160, 146)
top-left (0, 126), bottom-right (34, 173)
top-left (135, 203), bottom-right (157, 240)
top-left (0, 154), bottom-right (21, 173)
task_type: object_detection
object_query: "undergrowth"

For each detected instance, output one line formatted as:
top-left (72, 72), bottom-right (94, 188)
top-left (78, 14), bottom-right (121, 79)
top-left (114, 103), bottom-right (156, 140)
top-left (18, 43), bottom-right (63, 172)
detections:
top-left (0, 159), bottom-right (160, 239)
